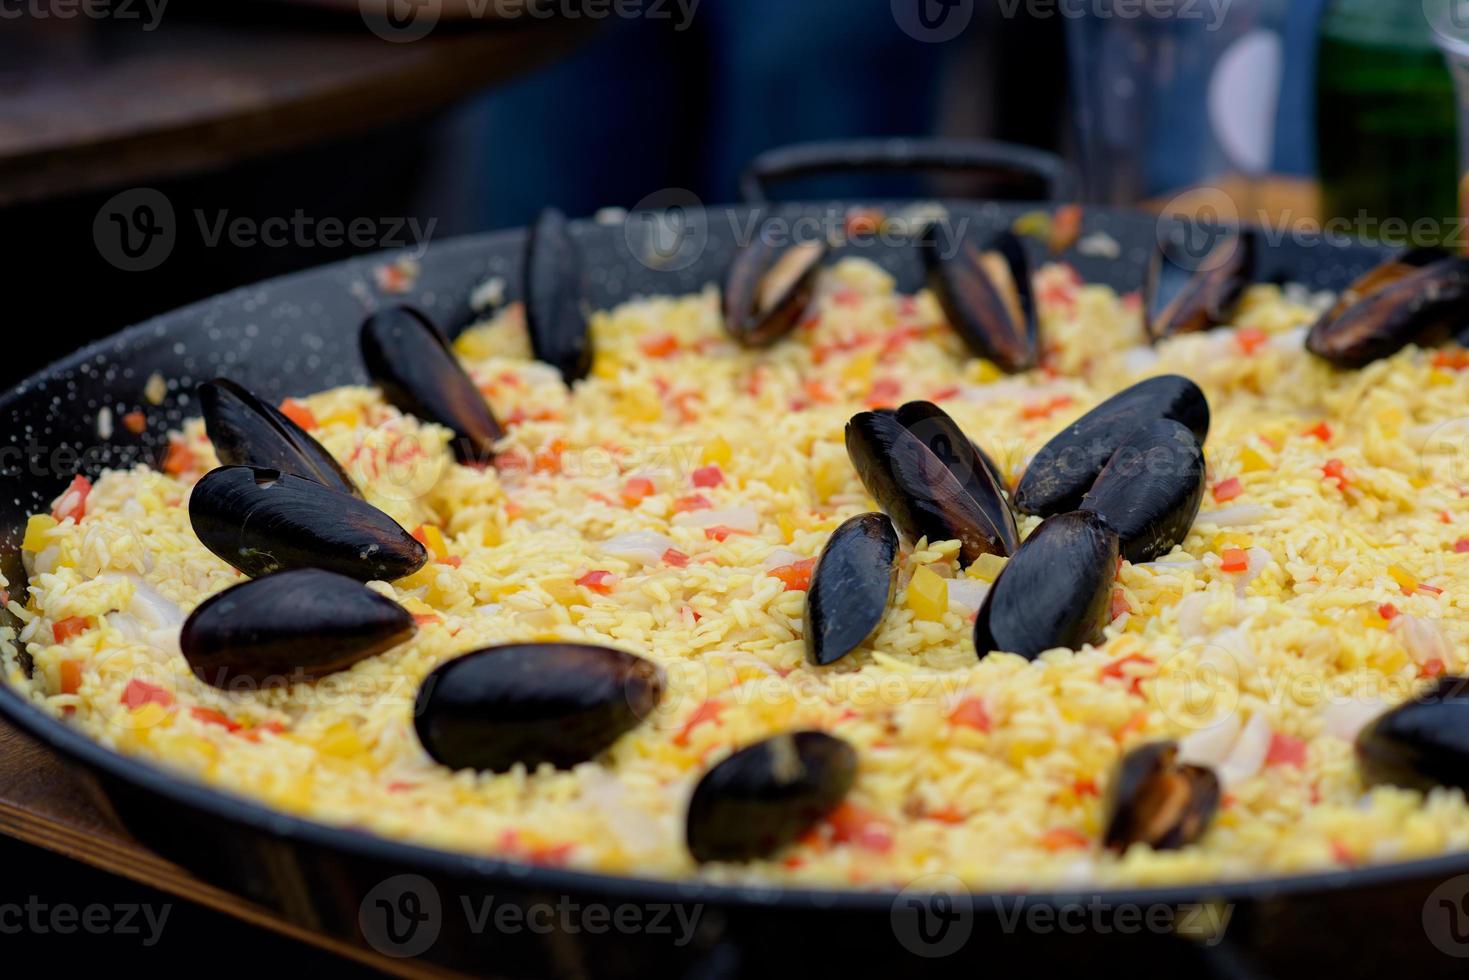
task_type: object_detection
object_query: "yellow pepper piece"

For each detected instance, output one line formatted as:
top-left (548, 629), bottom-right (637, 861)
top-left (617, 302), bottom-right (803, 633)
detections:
top-left (965, 359), bottom-right (1002, 384)
top-left (1387, 565), bottom-right (1418, 593)
top-left (777, 513), bottom-right (797, 544)
top-left (416, 525), bottom-right (448, 559)
top-left (1239, 447), bottom-right (1270, 473)
top-left (592, 354), bottom-right (620, 380)
top-left (813, 460), bottom-right (847, 501)
top-left (842, 350), bottom-right (878, 384)
top-left (22, 515), bottom-right (57, 553)
top-left (542, 576), bottom-right (581, 606)
top-left (967, 553), bottom-right (1008, 582)
top-left (317, 721), bottom-right (367, 758)
top-left (319, 408), bottom-right (362, 429)
top-left (907, 566), bottom-right (948, 621)
top-left (701, 436), bottom-right (732, 467)
top-left (619, 388), bottom-right (662, 423)
top-left (480, 522), bottom-right (502, 547)
top-left (1363, 611), bottom-right (1389, 631)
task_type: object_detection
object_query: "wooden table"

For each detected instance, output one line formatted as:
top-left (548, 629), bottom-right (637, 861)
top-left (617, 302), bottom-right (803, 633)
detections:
top-left (0, 8), bottom-right (599, 207)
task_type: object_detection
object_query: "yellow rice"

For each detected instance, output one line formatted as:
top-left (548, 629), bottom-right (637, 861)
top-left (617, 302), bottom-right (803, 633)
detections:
top-left (6, 255), bottom-right (1469, 890)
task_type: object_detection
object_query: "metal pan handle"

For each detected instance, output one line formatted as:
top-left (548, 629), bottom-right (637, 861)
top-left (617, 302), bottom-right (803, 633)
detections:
top-left (739, 138), bottom-right (1073, 204)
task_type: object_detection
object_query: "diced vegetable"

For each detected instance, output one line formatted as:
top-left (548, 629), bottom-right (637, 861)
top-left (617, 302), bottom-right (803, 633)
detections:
top-left (278, 398), bottom-right (317, 429)
top-left (58, 659), bottom-right (82, 695)
top-left (22, 514), bottom-right (57, 553)
top-left (1301, 421), bottom-right (1332, 442)
top-left (1211, 477), bottom-right (1243, 503)
top-left (1038, 827), bottom-right (1090, 852)
top-left (967, 553), bottom-right (1008, 582)
top-left (121, 679), bottom-right (174, 711)
top-left (1239, 446), bottom-right (1270, 473)
top-left (1220, 548), bottom-right (1250, 572)
top-left (121, 410), bottom-right (148, 435)
top-left (1387, 565), bottom-right (1419, 595)
top-left (949, 698), bottom-right (991, 732)
top-left (412, 524), bottom-right (448, 560)
top-left (906, 566), bottom-right (948, 621)
top-left (576, 570), bottom-right (617, 595)
top-left (1265, 733), bottom-right (1307, 769)
top-left (691, 465), bottom-right (724, 488)
top-left (51, 475), bottom-right (92, 523)
top-left (702, 436), bottom-right (732, 467)
top-left (768, 557), bottom-right (817, 592)
top-left (52, 616), bottom-right (90, 644)
top-left (673, 699), bottom-right (724, 746)
top-left (827, 802), bottom-right (894, 852)
top-left (662, 549), bottom-right (690, 568)
top-left (621, 477), bottom-right (656, 507)
top-left (1234, 327), bottom-right (1269, 355)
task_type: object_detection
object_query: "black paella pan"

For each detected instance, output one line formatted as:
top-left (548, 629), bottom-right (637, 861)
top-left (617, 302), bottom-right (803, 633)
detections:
top-left (0, 140), bottom-right (1457, 979)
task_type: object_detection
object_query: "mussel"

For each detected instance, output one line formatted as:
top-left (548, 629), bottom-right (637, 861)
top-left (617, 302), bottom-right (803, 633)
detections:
top-left (686, 731), bottom-right (857, 863)
top-left (198, 379), bottom-right (359, 496)
top-left (524, 207), bottom-right (593, 383)
top-left (1013, 374), bottom-right (1210, 518)
top-left (360, 305), bottom-right (504, 464)
top-left (846, 410), bottom-right (1015, 565)
top-left (1079, 418), bottom-right (1206, 563)
top-left (723, 217), bottom-right (827, 347)
top-left (1306, 249), bottom-right (1469, 368)
top-left (1356, 676), bottom-right (1469, 792)
top-left (805, 513), bottom-right (899, 667)
top-left (180, 568), bottom-right (415, 687)
top-left (189, 465), bottom-right (427, 581)
top-left (1102, 741), bottom-right (1220, 853)
top-left (973, 509), bottom-right (1118, 660)
top-left (413, 643), bottom-right (663, 773)
top-left (893, 400), bottom-right (1019, 555)
top-left (1144, 228), bottom-right (1256, 340)
top-left (919, 227), bottom-right (1038, 373)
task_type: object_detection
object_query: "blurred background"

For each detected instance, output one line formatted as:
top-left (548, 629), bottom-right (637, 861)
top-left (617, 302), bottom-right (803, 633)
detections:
top-left (8, 0), bottom-right (1469, 388)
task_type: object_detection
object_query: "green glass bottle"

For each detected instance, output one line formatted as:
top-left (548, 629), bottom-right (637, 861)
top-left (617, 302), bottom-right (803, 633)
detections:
top-left (1316, 0), bottom-right (1459, 243)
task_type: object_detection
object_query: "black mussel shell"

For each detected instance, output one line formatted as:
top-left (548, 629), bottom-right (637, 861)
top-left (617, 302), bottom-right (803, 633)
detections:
top-left (189, 465), bottom-right (427, 581)
top-left (723, 219), bottom-right (826, 347)
top-left (1144, 229), bottom-right (1256, 340)
top-left (894, 400), bottom-right (1019, 555)
top-left (524, 207), bottom-right (593, 383)
top-left (1080, 418), bottom-right (1206, 563)
top-left (1102, 740), bottom-right (1220, 852)
top-left (973, 510), bottom-right (1119, 660)
top-left (1013, 375), bottom-right (1210, 518)
top-left (686, 731), bottom-right (857, 863)
top-left (1356, 676), bottom-right (1469, 792)
top-left (360, 305), bottom-right (504, 464)
top-left (414, 643), bottom-right (663, 773)
top-left (181, 568), bottom-right (415, 687)
top-left (1306, 251), bottom-right (1469, 368)
top-left (805, 513), bottom-right (899, 667)
top-left (920, 226), bottom-right (1038, 373)
top-left (198, 379), bottom-right (359, 497)
top-left (846, 410), bottom-right (1013, 565)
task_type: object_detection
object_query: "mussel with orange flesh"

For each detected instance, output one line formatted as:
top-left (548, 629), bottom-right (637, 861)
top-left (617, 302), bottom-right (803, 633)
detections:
top-left (893, 400), bottom-right (1019, 555)
top-left (189, 465), bottom-right (427, 581)
top-left (524, 207), bottom-right (593, 383)
top-left (723, 218), bottom-right (826, 347)
top-left (360, 305), bottom-right (504, 464)
top-left (198, 379), bottom-right (359, 497)
top-left (686, 731), bottom-right (857, 863)
top-left (1079, 418), bottom-right (1206, 563)
top-left (1013, 375), bottom-right (1209, 518)
top-left (181, 568), bottom-right (415, 687)
top-left (972, 510), bottom-right (1118, 660)
top-left (804, 512), bottom-right (899, 667)
top-left (846, 410), bottom-right (1015, 565)
top-left (1144, 228), bottom-right (1256, 340)
top-left (919, 226), bottom-right (1038, 373)
top-left (1306, 249), bottom-right (1469, 367)
top-left (414, 643), bottom-right (663, 774)
top-left (1103, 741), bottom-right (1220, 852)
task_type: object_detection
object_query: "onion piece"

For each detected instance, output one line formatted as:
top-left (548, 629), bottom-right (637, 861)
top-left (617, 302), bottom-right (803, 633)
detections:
top-left (1390, 614), bottom-right (1451, 666)
top-left (672, 505), bottom-right (759, 532)
top-left (601, 531), bottom-right (676, 566)
top-left (1178, 713), bottom-right (1242, 768)
top-left (946, 578), bottom-right (990, 612)
top-left (1321, 699), bottom-right (1385, 743)
top-left (1217, 711), bottom-right (1271, 790)
top-left (1195, 504), bottom-right (1271, 527)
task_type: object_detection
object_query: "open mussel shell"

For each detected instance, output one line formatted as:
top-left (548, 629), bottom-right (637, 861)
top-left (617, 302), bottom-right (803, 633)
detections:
top-left (1356, 676), bottom-right (1469, 792)
top-left (1014, 374), bottom-right (1210, 518)
top-left (1306, 250), bottom-right (1469, 368)
top-left (804, 513), bottom-right (899, 667)
top-left (846, 410), bottom-right (1013, 565)
top-left (189, 465), bottom-right (427, 581)
top-left (198, 379), bottom-right (359, 497)
top-left (360, 305), bottom-right (504, 464)
top-left (1103, 740), bottom-right (1220, 853)
top-left (919, 226), bottom-right (1038, 372)
top-left (973, 510), bottom-right (1118, 660)
top-left (1144, 228), bottom-right (1256, 340)
top-left (524, 207), bottom-right (593, 383)
top-left (1080, 418), bottom-right (1205, 563)
top-left (723, 219), bottom-right (826, 347)
top-left (414, 643), bottom-right (663, 774)
top-left (686, 731), bottom-right (857, 863)
top-left (181, 568), bottom-right (415, 687)
top-left (893, 400), bottom-right (1019, 555)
